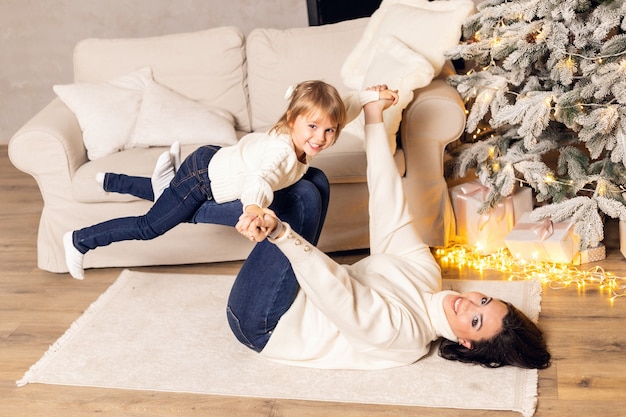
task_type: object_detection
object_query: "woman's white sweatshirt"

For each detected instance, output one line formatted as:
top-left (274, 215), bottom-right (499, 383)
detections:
top-left (260, 123), bottom-right (458, 370)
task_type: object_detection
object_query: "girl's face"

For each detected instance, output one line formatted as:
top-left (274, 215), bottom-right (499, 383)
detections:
top-left (288, 110), bottom-right (338, 160)
top-left (443, 291), bottom-right (508, 349)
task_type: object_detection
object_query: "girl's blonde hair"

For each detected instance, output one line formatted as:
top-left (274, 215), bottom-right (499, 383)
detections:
top-left (270, 80), bottom-right (346, 138)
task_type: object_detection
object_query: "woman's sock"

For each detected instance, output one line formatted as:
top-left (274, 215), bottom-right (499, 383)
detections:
top-left (95, 172), bottom-right (106, 191)
top-left (358, 90), bottom-right (380, 107)
top-left (170, 141), bottom-right (181, 172)
top-left (151, 151), bottom-right (175, 200)
top-left (63, 232), bottom-right (85, 280)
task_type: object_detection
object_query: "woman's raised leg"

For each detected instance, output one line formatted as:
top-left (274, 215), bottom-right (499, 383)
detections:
top-left (225, 168), bottom-right (330, 351)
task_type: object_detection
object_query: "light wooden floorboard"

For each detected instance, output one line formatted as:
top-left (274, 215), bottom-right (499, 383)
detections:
top-left (2, 145), bottom-right (626, 416)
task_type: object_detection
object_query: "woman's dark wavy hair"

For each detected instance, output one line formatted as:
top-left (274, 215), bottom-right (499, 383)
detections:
top-left (439, 302), bottom-right (551, 369)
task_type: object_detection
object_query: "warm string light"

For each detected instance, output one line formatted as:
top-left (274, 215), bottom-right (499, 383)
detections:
top-left (435, 243), bottom-right (626, 302)
top-left (469, 140), bottom-right (624, 195)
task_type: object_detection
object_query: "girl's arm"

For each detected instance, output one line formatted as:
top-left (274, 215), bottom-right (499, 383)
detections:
top-left (239, 136), bottom-right (300, 212)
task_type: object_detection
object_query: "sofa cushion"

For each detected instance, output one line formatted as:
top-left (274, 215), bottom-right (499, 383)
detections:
top-left (54, 67), bottom-right (239, 160)
top-left (53, 67), bottom-right (152, 160)
top-left (72, 27), bottom-right (251, 132)
top-left (246, 18), bottom-right (368, 132)
top-left (72, 145), bottom-right (196, 203)
top-left (128, 79), bottom-right (238, 149)
top-left (342, 0), bottom-right (475, 83)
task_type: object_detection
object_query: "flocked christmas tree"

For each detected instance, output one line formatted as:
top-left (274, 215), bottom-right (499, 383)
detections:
top-left (446, 0), bottom-right (626, 250)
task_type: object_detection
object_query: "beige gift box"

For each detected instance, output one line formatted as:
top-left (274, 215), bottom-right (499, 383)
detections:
top-left (572, 244), bottom-right (606, 265)
top-left (450, 180), bottom-right (533, 254)
top-left (505, 213), bottom-right (580, 264)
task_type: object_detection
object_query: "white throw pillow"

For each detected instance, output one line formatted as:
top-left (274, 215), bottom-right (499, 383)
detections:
top-left (128, 80), bottom-right (237, 149)
top-left (53, 67), bottom-right (152, 160)
top-left (54, 67), bottom-right (238, 160)
top-left (341, 0), bottom-right (475, 90)
top-left (365, 36), bottom-right (435, 152)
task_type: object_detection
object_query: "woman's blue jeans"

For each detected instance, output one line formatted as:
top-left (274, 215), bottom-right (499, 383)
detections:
top-left (92, 160), bottom-right (330, 353)
top-left (220, 168), bottom-right (329, 352)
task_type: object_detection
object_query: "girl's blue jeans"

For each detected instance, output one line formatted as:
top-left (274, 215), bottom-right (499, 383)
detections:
top-left (72, 145), bottom-right (224, 253)
top-left (82, 155), bottom-right (330, 353)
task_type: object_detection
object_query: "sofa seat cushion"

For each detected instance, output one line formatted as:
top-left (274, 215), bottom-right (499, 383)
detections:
top-left (72, 26), bottom-right (251, 132)
top-left (72, 132), bottom-right (406, 203)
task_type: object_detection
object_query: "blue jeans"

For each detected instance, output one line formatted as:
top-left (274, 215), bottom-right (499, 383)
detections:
top-left (220, 168), bottom-right (329, 352)
top-left (72, 145), bottom-right (223, 253)
top-left (94, 159), bottom-right (330, 352)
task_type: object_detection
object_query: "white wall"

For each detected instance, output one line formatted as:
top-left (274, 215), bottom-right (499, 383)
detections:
top-left (0, 0), bottom-right (308, 144)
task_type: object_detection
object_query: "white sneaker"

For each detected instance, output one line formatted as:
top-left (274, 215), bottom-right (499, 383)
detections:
top-left (63, 231), bottom-right (85, 280)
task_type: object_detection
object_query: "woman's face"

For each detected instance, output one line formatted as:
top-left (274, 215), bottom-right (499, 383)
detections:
top-left (443, 292), bottom-right (508, 349)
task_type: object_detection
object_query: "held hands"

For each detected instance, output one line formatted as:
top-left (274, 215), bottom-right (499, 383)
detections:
top-left (362, 84), bottom-right (399, 124)
top-left (366, 84), bottom-right (399, 105)
top-left (236, 207), bottom-right (280, 242)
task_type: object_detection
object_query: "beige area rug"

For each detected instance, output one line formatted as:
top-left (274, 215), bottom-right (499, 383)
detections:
top-left (18, 270), bottom-right (543, 417)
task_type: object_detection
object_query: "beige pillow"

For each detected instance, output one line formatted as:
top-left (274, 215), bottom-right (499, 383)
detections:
top-left (54, 67), bottom-right (237, 160)
top-left (341, 0), bottom-right (475, 89)
top-left (53, 67), bottom-right (152, 160)
top-left (128, 80), bottom-right (237, 149)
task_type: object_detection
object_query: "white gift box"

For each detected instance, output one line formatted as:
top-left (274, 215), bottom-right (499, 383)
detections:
top-left (505, 213), bottom-right (580, 264)
top-left (450, 180), bottom-right (533, 254)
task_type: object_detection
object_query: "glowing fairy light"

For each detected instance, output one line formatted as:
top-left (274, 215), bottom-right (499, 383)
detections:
top-left (596, 180), bottom-right (607, 197)
top-left (434, 243), bottom-right (626, 303)
top-left (544, 96), bottom-right (553, 108)
top-left (490, 37), bottom-right (502, 47)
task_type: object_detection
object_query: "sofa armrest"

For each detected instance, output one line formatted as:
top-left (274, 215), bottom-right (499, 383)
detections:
top-left (400, 76), bottom-right (466, 247)
top-left (8, 99), bottom-right (87, 202)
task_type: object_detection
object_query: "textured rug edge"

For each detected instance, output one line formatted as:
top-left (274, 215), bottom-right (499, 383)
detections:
top-left (16, 269), bottom-right (134, 387)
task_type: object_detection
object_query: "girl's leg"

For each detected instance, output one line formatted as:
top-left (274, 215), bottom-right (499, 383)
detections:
top-left (103, 146), bottom-right (179, 201)
top-left (103, 174), bottom-right (154, 201)
top-left (71, 146), bottom-right (218, 254)
top-left (226, 168), bottom-right (330, 352)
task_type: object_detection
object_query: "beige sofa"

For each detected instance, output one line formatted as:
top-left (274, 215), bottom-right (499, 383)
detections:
top-left (9, 18), bottom-right (465, 274)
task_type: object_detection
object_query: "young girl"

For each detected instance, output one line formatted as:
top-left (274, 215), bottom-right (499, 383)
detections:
top-left (63, 80), bottom-right (379, 279)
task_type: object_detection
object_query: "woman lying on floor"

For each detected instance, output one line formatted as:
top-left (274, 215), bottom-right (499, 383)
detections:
top-left (230, 85), bottom-right (551, 370)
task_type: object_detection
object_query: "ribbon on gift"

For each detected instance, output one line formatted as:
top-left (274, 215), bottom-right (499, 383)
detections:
top-left (454, 182), bottom-right (513, 233)
top-left (531, 218), bottom-right (554, 241)
top-left (513, 217), bottom-right (573, 241)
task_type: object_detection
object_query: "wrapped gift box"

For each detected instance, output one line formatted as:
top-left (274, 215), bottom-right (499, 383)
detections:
top-left (450, 180), bottom-right (533, 254)
top-left (505, 213), bottom-right (580, 264)
top-left (572, 244), bottom-right (606, 265)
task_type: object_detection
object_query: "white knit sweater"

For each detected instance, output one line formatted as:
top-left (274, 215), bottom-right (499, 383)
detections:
top-left (260, 123), bottom-right (458, 370)
top-left (208, 131), bottom-right (308, 209)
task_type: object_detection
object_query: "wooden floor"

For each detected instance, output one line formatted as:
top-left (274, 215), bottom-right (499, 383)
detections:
top-left (2, 143), bottom-right (626, 417)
